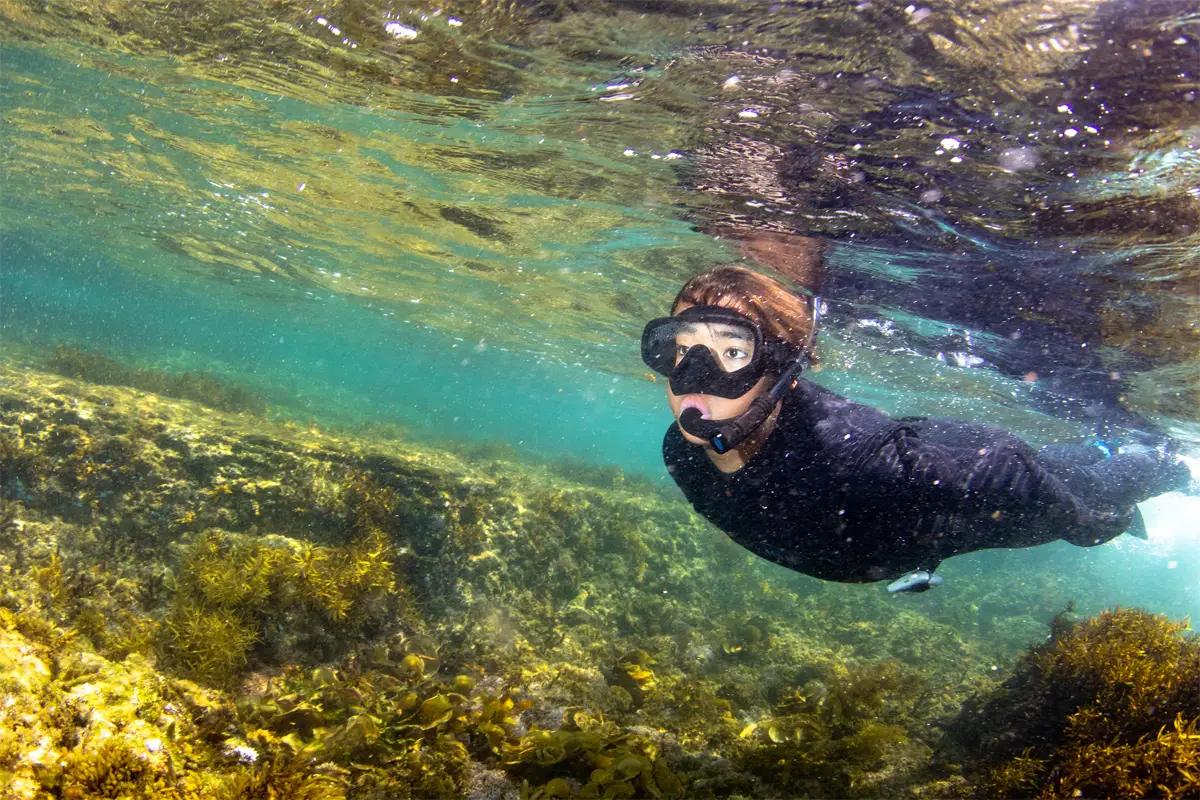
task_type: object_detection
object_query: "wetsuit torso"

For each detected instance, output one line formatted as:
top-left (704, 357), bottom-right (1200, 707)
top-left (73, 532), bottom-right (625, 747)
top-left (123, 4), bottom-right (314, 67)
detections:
top-left (663, 379), bottom-right (1188, 583)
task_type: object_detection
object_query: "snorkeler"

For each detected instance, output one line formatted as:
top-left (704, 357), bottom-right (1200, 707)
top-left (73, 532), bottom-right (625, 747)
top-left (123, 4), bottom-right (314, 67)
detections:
top-left (644, 266), bottom-right (1192, 593)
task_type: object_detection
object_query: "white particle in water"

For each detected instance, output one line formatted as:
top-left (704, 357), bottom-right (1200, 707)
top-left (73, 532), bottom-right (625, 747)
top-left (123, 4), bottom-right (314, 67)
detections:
top-left (738, 109), bottom-right (759, 118)
top-left (623, 148), bottom-right (637, 156)
top-left (448, 17), bottom-right (462, 26)
top-left (723, 75), bottom-right (741, 88)
top-left (940, 137), bottom-right (961, 150)
top-left (385, 21), bottom-right (419, 39)
top-left (999, 147), bottom-right (1039, 171)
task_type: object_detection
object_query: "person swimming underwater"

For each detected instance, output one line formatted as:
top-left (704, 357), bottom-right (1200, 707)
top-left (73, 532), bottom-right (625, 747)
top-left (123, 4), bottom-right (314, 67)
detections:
top-left (644, 266), bottom-right (1192, 593)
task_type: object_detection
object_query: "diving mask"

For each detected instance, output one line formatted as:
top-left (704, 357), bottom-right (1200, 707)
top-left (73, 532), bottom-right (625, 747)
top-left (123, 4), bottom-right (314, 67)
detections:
top-left (641, 305), bottom-right (796, 399)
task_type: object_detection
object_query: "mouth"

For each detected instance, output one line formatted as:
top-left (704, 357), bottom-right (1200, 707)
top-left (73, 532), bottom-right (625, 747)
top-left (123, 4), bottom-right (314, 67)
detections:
top-left (678, 395), bottom-right (712, 420)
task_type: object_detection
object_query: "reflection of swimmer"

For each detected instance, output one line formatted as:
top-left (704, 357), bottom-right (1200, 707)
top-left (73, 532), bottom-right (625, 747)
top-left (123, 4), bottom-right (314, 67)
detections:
top-left (644, 266), bottom-right (1190, 593)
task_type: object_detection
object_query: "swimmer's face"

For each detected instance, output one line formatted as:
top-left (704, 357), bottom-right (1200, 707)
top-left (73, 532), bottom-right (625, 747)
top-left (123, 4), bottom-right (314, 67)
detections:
top-left (665, 306), bottom-right (772, 448)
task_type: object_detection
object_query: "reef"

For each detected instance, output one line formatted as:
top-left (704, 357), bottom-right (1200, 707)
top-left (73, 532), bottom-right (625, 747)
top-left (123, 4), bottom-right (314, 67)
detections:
top-left (0, 360), bottom-right (1191, 798)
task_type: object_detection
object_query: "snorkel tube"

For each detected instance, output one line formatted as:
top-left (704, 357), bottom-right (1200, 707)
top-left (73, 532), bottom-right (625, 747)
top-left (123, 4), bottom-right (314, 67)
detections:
top-left (678, 297), bottom-right (824, 454)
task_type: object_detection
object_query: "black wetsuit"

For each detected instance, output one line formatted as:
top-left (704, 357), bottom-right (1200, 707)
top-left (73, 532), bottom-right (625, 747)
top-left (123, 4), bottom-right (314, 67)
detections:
top-left (663, 379), bottom-right (1189, 583)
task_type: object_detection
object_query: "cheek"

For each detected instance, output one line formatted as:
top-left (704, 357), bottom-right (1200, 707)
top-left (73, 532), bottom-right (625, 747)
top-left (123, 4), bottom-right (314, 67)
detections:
top-left (707, 395), bottom-right (747, 418)
top-left (666, 389), bottom-right (682, 414)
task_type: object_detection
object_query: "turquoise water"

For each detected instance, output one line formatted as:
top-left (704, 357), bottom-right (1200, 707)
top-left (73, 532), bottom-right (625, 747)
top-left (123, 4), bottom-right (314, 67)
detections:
top-left (2, 1), bottom-right (1198, 610)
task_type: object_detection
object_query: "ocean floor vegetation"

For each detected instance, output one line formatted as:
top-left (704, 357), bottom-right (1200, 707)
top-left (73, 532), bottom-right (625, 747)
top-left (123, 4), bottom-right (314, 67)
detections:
top-left (44, 344), bottom-right (268, 416)
top-left (1, 360), bottom-right (1196, 798)
top-left (944, 607), bottom-right (1200, 799)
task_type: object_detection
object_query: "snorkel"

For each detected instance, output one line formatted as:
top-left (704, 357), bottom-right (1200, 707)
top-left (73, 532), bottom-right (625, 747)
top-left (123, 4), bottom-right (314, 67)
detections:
top-left (678, 297), bottom-right (823, 454)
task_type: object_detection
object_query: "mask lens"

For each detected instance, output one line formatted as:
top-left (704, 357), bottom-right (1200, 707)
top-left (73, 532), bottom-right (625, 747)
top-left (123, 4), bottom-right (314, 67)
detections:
top-left (642, 317), bottom-right (757, 376)
top-left (674, 321), bottom-right (757, 373)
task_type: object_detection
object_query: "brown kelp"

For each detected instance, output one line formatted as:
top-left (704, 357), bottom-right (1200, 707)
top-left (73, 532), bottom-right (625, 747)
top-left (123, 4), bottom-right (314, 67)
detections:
top-left (946, 607), bottom-right (1200, 798)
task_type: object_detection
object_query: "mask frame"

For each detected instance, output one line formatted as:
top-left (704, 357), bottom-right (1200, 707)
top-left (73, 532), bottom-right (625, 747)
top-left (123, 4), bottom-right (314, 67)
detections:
top-left (640, 305), bottom-right (797, 399)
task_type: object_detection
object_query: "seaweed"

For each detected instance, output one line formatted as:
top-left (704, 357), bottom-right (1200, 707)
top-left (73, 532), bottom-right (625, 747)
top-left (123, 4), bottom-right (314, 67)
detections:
top-left (0, 427), bottom-right (50, 501)
top-left (736, 659), bottom-right (923, 796)
top-left (500, 708), bottom-right (684, 799)
top-left (948, 607), bottom-right (1200, 798)
top-left (218, 755), bottom-right (348, 800)
top-left (45, 345), bottom-right (268, 416)
top-left (161, 528), bottom-right (403, 686)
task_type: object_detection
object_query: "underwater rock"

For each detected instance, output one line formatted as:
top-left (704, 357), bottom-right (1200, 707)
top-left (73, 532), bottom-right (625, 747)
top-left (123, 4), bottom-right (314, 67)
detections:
top-left (465, 764), bottom-right (520, 800)
top-left (0, 623), bottom-right (239, 798)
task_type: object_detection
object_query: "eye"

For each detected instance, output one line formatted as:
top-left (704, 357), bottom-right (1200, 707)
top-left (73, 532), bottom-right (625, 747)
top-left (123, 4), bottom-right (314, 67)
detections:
top-left (724, 347), bottom-right (748, 361)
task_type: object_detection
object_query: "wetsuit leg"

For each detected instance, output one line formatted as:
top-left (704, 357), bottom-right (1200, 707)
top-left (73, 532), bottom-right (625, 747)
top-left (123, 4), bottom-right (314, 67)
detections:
top-left (911, 421), bottom-right (1188, 509)
top-left (1037, 445), bottom-right (1189, 509)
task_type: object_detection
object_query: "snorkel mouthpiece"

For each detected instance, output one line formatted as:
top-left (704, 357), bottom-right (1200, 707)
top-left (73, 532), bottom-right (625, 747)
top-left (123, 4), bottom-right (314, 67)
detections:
top-left (680, 397), bottom-right (774, 454)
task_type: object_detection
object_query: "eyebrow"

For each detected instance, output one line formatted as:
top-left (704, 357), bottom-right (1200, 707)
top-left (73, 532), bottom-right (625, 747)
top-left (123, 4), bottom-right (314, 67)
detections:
top-left (712, 326), bottom-right (751, 342)
top-left (676, 324), bottom-right (751, 341)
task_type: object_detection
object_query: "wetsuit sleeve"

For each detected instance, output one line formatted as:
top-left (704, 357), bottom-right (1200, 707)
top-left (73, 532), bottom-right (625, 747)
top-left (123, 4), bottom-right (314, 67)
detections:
top-left (865, 428), bottom-right (1132, 541)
